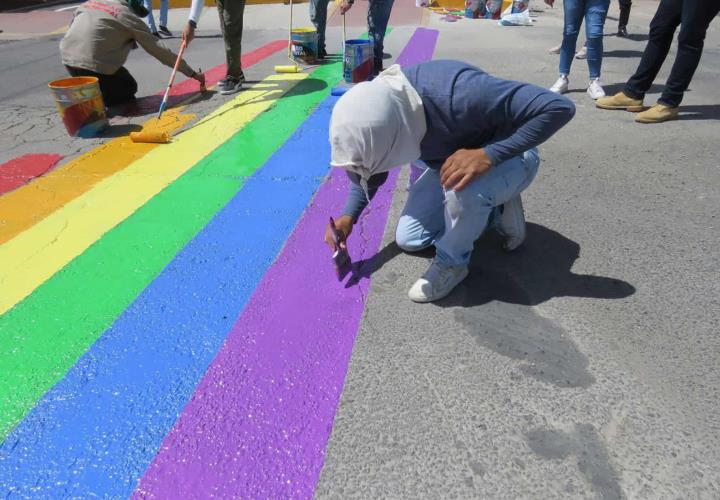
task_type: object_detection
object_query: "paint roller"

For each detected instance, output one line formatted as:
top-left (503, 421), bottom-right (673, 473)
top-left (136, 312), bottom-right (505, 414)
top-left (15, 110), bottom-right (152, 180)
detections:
top-left (274, 0), bottom-right (301, 74)
top-left (131, 39), bottom-right (204, 144)
top-left (330, 14), bottom-right (350, 97)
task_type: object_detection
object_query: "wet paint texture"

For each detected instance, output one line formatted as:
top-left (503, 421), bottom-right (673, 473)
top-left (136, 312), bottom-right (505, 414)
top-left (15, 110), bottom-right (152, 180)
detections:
top-left (0, 62), bottom-right (342, 440)
top-left (0, 154), bottom-right (62, 195)
top-left (135, 28), bottom-right (439, 498)
top-left (0, 80), bottom-right (341, 497)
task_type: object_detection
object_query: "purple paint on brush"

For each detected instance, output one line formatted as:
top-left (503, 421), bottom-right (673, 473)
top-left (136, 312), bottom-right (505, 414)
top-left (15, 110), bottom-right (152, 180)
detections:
top-left (134, 27), bottom-right (438, 499)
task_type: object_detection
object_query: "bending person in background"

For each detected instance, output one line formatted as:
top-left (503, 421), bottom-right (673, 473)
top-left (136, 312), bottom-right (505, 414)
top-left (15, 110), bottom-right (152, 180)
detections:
top-left (596, 0), bottom-right (719, 123)
top-left (144, 0), bottom-right (171, 38)
top-left (60, 0), bottom-right (204, 107)
top-left (325, 60), bottom-right (575, 303)
top-left (182, 0), bottom-right (246, 95)
top-left (546, 0), bottom-right (610, 100)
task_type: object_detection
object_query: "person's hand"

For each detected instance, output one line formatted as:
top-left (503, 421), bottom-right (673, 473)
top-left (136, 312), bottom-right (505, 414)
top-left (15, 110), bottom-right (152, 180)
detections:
top-left (440, 148), bottom-right (493, 191)
top-left (182, 22), bottom-right (196, 44)
top-left (544, 0), bottom-right (555, 7)
top-left (340, 0), bottom-right (353, 15)
top-left (325, 215), bottom-right (353, 251)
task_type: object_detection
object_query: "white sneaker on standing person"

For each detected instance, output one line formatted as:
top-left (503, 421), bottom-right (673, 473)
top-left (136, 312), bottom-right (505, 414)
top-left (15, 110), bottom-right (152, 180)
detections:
top-left (545, 0), bottom-right (609, 100)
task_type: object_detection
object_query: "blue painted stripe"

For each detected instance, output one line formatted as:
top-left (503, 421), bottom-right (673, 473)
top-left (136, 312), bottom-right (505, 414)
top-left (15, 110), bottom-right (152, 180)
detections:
top-left (0, 96), bottom-right (338, 498)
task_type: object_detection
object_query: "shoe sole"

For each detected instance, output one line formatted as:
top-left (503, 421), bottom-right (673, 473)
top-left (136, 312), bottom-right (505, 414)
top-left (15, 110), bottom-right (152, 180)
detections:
top-left (635, 115), bottom-right (678, 124)
top-left (596, 103), bottom-right (646, 112)
top-left (220, 85), bottom-right (243, 95)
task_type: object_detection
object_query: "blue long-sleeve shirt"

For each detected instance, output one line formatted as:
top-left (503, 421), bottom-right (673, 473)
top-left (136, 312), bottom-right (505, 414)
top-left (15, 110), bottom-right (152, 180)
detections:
top-left (342, 60), bottom-right (575, 220)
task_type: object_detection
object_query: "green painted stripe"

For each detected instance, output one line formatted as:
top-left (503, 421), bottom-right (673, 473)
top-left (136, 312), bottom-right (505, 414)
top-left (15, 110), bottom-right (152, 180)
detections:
top-left (0, 62), bottom-right (343, 439)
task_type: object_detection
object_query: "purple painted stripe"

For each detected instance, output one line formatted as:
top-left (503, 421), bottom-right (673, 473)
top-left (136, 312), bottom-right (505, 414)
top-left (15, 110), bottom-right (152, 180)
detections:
top-left (134, 27), bottom-right (439, 499)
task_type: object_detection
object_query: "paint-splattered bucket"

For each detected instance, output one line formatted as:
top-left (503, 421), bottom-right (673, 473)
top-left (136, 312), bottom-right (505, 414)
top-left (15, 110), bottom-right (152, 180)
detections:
top-left (48, 76), bottom-right (107, 138)
top-left (343, 39), bottom-right (374, 84)
top-left (291, 28), bottom-right (318, 65)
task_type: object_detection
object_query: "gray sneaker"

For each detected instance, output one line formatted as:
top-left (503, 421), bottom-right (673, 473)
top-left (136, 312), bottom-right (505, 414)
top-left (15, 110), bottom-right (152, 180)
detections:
top-left (219, 75), bottom-right (244, 95)
top-left (499, 195), bottom-right (526, 251)
top-left (408, 259), bottom-right (469, 303)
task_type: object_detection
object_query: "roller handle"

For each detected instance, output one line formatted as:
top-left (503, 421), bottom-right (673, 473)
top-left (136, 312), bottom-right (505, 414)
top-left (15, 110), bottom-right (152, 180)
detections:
top-left (157, 39), bottom-right (188, 121)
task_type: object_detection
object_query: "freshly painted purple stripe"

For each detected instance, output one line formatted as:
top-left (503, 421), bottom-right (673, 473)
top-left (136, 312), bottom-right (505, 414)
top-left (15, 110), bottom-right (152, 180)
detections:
top-left (134, 27), bottom-right (439, 499)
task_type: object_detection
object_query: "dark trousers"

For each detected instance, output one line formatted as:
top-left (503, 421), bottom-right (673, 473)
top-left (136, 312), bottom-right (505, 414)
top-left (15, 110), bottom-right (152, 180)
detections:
top-left (624, 0), bottom-right (720, 107)
top-left (618, 0), bottom-right (631, 29)
top-left (65, 66), bottom-right (137, 107)
top-left (216, 0), bottom-right (246, 79)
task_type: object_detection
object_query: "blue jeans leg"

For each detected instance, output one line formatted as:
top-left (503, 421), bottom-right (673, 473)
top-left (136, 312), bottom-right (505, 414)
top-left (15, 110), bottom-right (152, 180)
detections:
top-left (560, 0), bottom-right (584, 75)
top-left (434, 148), bottom-right (540, 267)
top-left (368, 0), bottom-right (395, 72)
top-left (395, 167), bottom-right (446, 252)
top-left (585, 0), bottom-right (610, 79)
top-left (144, 0), bottom-right (157, 32)
top-left (159, 0), bottom-right (169, 27)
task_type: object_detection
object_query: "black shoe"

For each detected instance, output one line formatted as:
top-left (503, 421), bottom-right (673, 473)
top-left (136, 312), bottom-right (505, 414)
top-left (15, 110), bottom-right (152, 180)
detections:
top-left (159, 25), bottom-right (173, 37)
top-left (219, 75), bottom-right (245, 95)
top-left (317, 47), bottom-right (328, 60)
top-left (617, 26), bottom-right (628, 37)
top-left (152, 31), bottom-right (161, 38)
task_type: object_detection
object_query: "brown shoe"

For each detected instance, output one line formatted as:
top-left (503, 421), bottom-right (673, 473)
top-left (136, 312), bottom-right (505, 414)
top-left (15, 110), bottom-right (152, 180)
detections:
top-left (596, 91), bottom-right (645, 111)
top-left (635, 103), bottom-right (679, 123)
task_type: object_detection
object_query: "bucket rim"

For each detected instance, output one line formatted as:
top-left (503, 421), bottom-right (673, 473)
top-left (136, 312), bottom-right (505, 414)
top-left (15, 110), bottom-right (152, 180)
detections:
top-left (344, 39), bottom-right (374, 46)
top-left (48, 76), bottom-right (100, 89)
top-left (291, 27), bottom-right (317, 34)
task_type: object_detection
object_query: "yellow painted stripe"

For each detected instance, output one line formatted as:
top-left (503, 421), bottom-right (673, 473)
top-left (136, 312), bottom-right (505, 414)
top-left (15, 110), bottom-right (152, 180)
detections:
top-left (0, 108), bottom-right (194, 245)
top-left (0, 73), bottom-right (306, 315)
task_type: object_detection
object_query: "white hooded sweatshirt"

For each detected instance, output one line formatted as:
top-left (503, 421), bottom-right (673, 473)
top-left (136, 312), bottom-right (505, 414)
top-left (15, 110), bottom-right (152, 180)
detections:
top-left (329, 65), bottom-right (427, 188)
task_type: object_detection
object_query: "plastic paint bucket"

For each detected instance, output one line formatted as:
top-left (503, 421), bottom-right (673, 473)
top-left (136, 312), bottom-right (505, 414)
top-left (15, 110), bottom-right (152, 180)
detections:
top-left (291, 28), bottom-right (318, 65)
top-left (343, 39), bottom-right (374, 84)
top-left (48, 76), bottom-right (107, 138)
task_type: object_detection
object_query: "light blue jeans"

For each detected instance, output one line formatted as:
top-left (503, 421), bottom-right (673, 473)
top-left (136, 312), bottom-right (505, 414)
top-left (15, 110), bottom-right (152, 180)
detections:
top-left (395, 149), bottom-right (540, 267)
top-left (145, 0), bottom-right (169, 33)
top-left (560, 0), bottom-right (610, 79)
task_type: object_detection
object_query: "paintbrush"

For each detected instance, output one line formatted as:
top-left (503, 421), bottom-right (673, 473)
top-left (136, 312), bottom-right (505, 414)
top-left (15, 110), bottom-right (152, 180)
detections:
top-left (329, 216), bottom-right (352, 280)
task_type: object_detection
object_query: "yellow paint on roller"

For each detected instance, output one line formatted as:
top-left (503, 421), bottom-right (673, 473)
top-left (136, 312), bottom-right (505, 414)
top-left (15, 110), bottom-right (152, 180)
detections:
top-left (129, 129), bottom-right (171, 143)
top-left (0, 73), bottom-right (306, 315)
top-left (0, 108), bottom-right (193, 245)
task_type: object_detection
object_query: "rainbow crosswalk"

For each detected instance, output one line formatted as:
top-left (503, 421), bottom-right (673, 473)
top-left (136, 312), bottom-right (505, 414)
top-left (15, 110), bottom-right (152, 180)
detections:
top-left (0, 27), bottom-right (439, 497)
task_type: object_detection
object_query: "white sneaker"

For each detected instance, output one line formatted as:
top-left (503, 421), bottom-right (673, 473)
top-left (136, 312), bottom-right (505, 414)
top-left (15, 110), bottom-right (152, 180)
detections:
top-left (548, 43), bottom-right (562, 54)
top-left (499, 195), bottom-right (526, 251)
top-left (549, 75), bottom-right (569, 94)
top-left (408, 260), bottom-right (469, 303)
top-left (575, 45), bottom-right (587, 59)
top-left (587, 78), bottom-right (606, 100)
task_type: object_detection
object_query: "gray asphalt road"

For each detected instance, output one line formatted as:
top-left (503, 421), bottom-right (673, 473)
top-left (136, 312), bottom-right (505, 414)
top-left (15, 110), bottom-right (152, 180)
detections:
top-left (316, 2), bottom-right (720, 499)
top-left (1, 1), bottom-right (718, 498)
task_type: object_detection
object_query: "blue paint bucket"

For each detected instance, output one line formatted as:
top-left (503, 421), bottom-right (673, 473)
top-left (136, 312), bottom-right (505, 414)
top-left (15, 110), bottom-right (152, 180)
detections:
top-left (291, 28), bottom-right (318, 65)
top-left (343, 39), bottom-right (374, 84)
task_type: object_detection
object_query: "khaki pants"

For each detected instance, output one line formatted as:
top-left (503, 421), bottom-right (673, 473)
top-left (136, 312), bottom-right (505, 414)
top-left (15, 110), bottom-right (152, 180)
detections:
top-left (217, 0), bottom-right (246, 78)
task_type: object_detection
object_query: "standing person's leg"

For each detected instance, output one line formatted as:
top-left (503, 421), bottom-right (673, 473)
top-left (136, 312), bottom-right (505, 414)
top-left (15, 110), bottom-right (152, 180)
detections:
top-left (551, 0), bottom-right (585, 93)
top-left (309, 0), bottom-right (329, 57)
top-left (584, 0), bottom-right (610, 98)
top-left (617, 0), bottom-right (631, 35)
top-left (144, 0), bottom-right (158, 34)
top-left (158, 0), bottom-right (170, 34)
top-left (623, 0), bottom-right (682, 100)
top-left (217, 0), bottom-right (246, 93)
top-left (408, 149), bottom-right (540, 302)
top-left (657, 0), bottom-right (720, 107)
top-left (368, 0), bottom-right (395, 74)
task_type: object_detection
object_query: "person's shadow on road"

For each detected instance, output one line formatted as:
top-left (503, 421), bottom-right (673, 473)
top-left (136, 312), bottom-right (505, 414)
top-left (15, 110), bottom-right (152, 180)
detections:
top-left (439, 223), bottom-right (635, 307)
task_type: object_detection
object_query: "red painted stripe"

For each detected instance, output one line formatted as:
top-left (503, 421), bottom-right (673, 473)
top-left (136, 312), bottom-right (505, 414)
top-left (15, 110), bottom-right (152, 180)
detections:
top-left (0, 154), bottom-right (63, 196)
top-left (125, 39), bottom-right (289, 116)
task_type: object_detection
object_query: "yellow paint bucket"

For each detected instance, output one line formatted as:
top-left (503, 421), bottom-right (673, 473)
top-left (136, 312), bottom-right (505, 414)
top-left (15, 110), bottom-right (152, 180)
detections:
top-left (291, 28), bottom-right (318, 65)
top-left (48, 76), bottom-right (108, 138)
